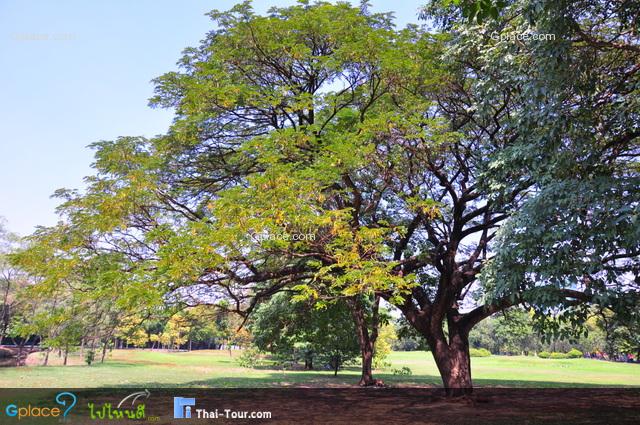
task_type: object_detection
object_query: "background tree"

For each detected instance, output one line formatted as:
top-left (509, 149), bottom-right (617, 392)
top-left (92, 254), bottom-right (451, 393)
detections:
top-left (493, 309), bottom-right (538, 355)
top-left (413, 0), bottom-right (639, 393)
top-left (250, 292), bottom-right (359, 375)
top-left (596, 301), bottom-right (640, 359)
top-left (180, 306), bottom-right (223, 351)
top-left (145, 0), bottom-right (425, 385)
top-left (0, 219), bottom-right (27, 344)
top-left (373, 322), bottom-right (397, 369)
top-left (394, 318), bottom-right (429, 352)
top-left (468, 319), bottom-right (497, 354)
top-left (116, 318), bottom-right (150, 349)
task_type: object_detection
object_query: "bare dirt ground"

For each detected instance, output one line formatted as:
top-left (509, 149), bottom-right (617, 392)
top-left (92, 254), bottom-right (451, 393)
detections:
top-left (187, 388), bottom-right (639, 424)
top-left (91, 388), bottom-right (640, 425)
top-left (2, 387), bottom-right (638, 424)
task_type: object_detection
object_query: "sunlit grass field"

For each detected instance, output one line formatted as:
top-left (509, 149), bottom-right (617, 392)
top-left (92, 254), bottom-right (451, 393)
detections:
top-left (1, 349), bottom-right (639, 388)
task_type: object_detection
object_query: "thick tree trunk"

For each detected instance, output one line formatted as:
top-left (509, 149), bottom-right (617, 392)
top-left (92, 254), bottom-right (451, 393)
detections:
top-left (431, 331), bottom-right (473, 396)
top-left (63, 345), bottom-right (69, 366)
top-left (358, 343), bottom-right (374, 385)
top-left (349, 295), bottom-right (379, 386)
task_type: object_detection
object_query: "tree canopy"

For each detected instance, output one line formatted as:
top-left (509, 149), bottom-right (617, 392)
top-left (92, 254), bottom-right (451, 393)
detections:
top-left (7, 0), bottom-right (639, 395)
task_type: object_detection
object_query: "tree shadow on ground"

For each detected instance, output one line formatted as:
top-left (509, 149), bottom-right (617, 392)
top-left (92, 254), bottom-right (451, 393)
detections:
top-left (79, 386), bottom-right (640, 425)
top-left (103, 371), bottom-right (639, 389)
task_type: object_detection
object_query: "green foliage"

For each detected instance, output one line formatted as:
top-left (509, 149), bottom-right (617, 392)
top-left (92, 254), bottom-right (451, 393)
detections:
top-left (116, 319), bottom-right (149, 348)
top-left (250, 292), bottom-right (359, 373)
top-left (0, 219), bottom-right (27, 342)
top-left (470, 312), bottom-right (604, 356)
top-left (575, 315), bottom-right (607, 354)
top-left (470, 310), bottom-right (543, 355)
top-left (471, 0), bottom-right (640, 340)
top-left (373, 324), bottom-right (396, 369)
top-left (539, 350), bottom-right (582, 360)
top-left (459, 0), bottom-right (505, 23)
top-left (392, 366), bottom-right (413, 376)
top-left (237, 348), bottom-right (263, 369)
top-left (595, 303), bottom-right (640, 358)
top-left (85, 349), bottom-right (95, 366)
top-left (469, 319), bottom-right (497, 353)
top-left (469, 348), bottom-right (491, 357)
top-left (393, 318), bottom-right (429, 351)
top-left (144, 1), bottom-right (448, 318)
top-left (493, 309), bottom-right (539, 355)
top-left (566, 349), bottom-right (583, 359)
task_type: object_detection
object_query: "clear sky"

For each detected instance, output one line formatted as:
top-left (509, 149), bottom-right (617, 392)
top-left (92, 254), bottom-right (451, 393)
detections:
top-left (0, 0), bottom-right (425, 236)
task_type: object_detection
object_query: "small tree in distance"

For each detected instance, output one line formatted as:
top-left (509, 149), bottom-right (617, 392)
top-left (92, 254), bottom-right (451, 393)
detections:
top-left (250, 292), bottom-right (359, 375)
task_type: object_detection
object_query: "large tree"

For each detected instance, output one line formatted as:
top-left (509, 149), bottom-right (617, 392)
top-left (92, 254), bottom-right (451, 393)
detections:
top-left (14, 0), bottom-right (639, 395)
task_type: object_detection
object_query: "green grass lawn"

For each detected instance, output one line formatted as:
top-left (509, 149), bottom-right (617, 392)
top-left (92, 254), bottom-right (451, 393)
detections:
top-left (1, 349), bottom-right (639, 388)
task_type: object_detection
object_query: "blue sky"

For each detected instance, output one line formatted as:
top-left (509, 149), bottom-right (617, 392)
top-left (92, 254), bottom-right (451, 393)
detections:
top-left (0, 0), bottom-right (425, 236)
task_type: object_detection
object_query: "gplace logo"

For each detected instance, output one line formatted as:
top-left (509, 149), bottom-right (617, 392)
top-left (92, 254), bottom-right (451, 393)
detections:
top-left (173, 397), bottom-right (195, 419)
top-left (4, 392), bottom-right (77, 420)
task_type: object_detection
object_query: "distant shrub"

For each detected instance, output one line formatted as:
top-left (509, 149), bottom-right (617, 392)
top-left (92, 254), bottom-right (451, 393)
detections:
top-left (538, 351), bottom-right (550, 358)
top-left (392, 366), bottom-right (413, 376)
top-left (376, 360), bottom-right (392, 370)
top-left (237, 348), bottom-right (263, 368)
top-left (84, 349), bottom-right (95, 366)
top-left (470, 348), bottom-right (491, 357)
top-left (549, 352), bottom-right (568, 359)
top-left (566, 348), bottom-right (583, 359)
